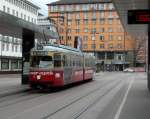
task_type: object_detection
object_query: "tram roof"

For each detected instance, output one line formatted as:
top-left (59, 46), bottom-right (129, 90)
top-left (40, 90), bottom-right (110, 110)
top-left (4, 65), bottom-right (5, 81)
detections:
top-left (33, 44), bottom-right (83, 55)
top-left (0, 10), bottom-right (58, 39)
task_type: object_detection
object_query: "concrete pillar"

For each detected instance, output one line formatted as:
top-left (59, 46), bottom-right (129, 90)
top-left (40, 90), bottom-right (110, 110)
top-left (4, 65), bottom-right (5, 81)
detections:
top-left (0, 38), bottom-right (1, 71)
top-left (22, 29), bottom-right (34, 84)
top-left (148, 24), bottom-right (150, 91)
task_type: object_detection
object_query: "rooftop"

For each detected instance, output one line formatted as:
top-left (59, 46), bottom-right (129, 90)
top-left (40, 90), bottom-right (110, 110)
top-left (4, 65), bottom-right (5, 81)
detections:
top-left (24, 0), bottom-right (40, 9)
top-left (47, 0), bottom-right (112, 5)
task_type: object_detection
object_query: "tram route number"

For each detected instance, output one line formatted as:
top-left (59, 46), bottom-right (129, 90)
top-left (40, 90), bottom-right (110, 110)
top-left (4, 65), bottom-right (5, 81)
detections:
top-left (31, 51), bottom-right (48, 56)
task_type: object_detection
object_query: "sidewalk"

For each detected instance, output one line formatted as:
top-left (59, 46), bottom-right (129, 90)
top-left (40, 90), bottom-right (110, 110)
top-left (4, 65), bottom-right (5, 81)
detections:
top-left (0, 74), bottom-right (29, 97)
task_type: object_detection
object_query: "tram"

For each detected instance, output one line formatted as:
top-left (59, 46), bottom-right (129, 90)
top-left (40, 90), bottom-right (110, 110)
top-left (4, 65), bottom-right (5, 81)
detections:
top-left (29, 44), bottom-right (95, 89)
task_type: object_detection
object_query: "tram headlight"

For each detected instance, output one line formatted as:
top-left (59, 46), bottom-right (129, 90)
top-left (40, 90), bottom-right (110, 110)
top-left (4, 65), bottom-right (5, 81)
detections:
top-left (55, 73), bottom-right (61, 78)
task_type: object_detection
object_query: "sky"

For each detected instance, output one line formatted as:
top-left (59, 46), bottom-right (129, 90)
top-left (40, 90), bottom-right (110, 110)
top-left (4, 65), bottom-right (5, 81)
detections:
top-left (31, 0), bottom-right (58, 16)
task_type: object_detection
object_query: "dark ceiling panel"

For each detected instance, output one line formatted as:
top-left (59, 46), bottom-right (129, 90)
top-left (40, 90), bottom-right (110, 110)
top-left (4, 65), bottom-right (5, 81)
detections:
top-left (113, 0), bottom-right (148, 39)
top-left (0, 10), bottom-right (58, 39)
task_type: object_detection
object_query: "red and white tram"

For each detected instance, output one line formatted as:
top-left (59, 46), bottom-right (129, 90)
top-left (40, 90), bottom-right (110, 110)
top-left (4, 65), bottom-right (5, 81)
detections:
top-left (29, 44), bottom-right (95, 89)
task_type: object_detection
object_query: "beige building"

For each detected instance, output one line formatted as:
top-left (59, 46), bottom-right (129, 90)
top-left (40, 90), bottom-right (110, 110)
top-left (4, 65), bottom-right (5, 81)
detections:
top-left (47, 0), bottom-right (135, 71)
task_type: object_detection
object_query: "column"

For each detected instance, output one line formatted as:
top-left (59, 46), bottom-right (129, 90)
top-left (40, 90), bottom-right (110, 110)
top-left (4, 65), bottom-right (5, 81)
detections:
top-left (148, 24), bottom-right (150, 91)
top-left (22, 29), bottom-right (34, 84)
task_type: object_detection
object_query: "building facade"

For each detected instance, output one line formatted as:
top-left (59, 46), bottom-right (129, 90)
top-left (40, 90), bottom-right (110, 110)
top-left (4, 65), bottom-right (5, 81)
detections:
top-left (47, 0), bottom-right (135, 71)
top-left (0, 0), bottom-right (39, 73)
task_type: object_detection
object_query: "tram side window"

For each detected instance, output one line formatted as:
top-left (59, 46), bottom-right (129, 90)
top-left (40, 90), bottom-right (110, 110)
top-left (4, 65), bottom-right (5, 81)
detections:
top-left (54, 54), bottom-right (61, 67)
top-left (63, 55), bottom-right (68, 67)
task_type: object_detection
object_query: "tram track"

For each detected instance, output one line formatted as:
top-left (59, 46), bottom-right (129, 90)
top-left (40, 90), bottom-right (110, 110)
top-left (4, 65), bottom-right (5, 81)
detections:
top-left (0, 73), bottom-right (130, 119)
top-left (42, 77), bottom-right (124, 119)
top-left (0, 89), bottom-right (48, 109)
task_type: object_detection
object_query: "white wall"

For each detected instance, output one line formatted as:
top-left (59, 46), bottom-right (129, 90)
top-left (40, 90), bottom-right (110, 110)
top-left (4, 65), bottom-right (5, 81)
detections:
top-left (1, 0), bottom-right (39, 24)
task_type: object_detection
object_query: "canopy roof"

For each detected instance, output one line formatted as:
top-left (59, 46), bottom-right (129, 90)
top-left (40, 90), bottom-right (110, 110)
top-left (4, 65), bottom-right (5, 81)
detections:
top-left (113, 0), bottom-right (148, 39)
top-left (0, 10), bottom-right (58, 40)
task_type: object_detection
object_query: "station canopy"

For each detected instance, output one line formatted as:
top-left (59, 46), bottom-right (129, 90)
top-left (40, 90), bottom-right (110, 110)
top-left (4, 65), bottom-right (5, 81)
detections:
top-left (113, 0), bottom-right (149, 39)
top-left (0, 10), bottom-right (58, 40)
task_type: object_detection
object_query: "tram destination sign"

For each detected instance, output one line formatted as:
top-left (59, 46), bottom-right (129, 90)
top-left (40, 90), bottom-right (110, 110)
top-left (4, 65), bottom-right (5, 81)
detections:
top-left (128, 10), bottom-right (150, 24)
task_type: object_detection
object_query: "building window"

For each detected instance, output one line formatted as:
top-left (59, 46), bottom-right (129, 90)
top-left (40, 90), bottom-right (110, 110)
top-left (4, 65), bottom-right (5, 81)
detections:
top-left (99, 35), bottom-right (104, 41)
top-left (99, 28), bottom-right (104, 33)
top-left (18, 60), bottom-right (22, 69)
top-left (100, 19), bottom-right (105, 24)
top-left (2, 43), bottom-right (5, 51)
top-left (3, 6), bottom-right (6, 12)
top-left (7, 7), bottom-right (10, 13)
top-left (100, 44), bottom-right (104, 49)
top-left (118, 55), bottom-right (122, 60)
top-left (67, 28), bottom-right (71, 33)
top-left (67, 20), bottom-right (72, 26)
top-left (15, 45), bottom-right (18, 52)
top-left (92, 12), bottom-right (96, 19)
top-left (76, 5), bottom-right (80, 11)
top-left (91, 35), bottom-right (95, 41)
top-left (118, 36), bottom-right (123, 40)
top-left (75, 20), bottom-right (80, 25)
top-left (100, 11), bottom-right (104, 18)
top-left (108, 11), bottom-right (113, 18)
top-left (12, 9), bottom-right (15, 15)
top-left (83, 19), bottom-right (88, 25)
top-left (83, 44), bottom-right (88, 49)
top-left (76, 13), bottom-right (80, 19)
top-left (92, 19), bottom-right (96, 25)
top-left (83, 36), bottom-right (88, 41)
top-left (109, 35), bottom-right (113, 40)
top-left (67, 13), bottom-right (72, 19)
top-left (20, 45), bottom-right (22, 52)
top-left (108, 19), bottom-right (113, 24)
top-left (91, 44), bottom-right (96, 49)
top-left (67, 36), bottom-right (72, 40)
top-left (1, 59), bottom-right (9, 70)
top-left (60, 5), bottom-right (64, 11)
top-left (21, 13), bottom-right (23, 18)
top-left (108, 3), bottom-right (114, 10)
top-left (11, 59), bottom-right (18, 69)
top-left (6, 43), bottom-right (9, 51)
top-left (28, 16), bottom-right (30, 21)
top-left (117, 44), bottom-right (122, 49)
top-left (84, 28), bottom-right (88, 33)
top-left (108, 28), bottom-right (113, 32)
top-left (83, 12), bottom-right (88, 19)
top-left (76, 29), bottom-right (80, 33)
top-left (91, 28), bottom-right (96, 34)
top-left (16, 11), bottom-right (18, 17)
top-left (24, 15), bottom-right (26, 20)
top-left (12, 44), bottom-right (14, 52)
top-left (109, 44), bottom-right (113, 49)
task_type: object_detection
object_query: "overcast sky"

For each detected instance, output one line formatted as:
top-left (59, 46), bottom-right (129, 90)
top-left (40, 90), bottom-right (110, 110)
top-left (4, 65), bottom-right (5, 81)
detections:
top-left (31, 0), bottom-right (58, 16)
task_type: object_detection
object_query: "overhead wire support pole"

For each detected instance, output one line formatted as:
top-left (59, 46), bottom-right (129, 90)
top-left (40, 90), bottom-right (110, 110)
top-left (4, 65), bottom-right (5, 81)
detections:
top-left (148, 0), bottom-right (150, 91)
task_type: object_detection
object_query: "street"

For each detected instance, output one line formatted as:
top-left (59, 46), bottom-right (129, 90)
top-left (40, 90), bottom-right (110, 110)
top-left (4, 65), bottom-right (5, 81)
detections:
top-left (0, 72), bottom-right (149, 119)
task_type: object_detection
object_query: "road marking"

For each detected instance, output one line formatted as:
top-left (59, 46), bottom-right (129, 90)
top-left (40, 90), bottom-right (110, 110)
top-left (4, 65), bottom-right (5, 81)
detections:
top-left (114, 79), bottom-right (134, 119)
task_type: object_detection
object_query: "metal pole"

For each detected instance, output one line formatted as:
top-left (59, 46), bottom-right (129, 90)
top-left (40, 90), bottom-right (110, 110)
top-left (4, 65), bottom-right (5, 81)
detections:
top-left (123, 31), bottom-right (126, 70)
top-left (148, 0), bottom-right (150, 91)
top-left (66, 12), bottom-right (68, 46)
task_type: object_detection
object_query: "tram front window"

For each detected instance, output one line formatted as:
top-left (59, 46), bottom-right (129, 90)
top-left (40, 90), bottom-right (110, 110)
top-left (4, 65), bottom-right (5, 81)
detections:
top-left (31, 56), bottom-right (53, 69)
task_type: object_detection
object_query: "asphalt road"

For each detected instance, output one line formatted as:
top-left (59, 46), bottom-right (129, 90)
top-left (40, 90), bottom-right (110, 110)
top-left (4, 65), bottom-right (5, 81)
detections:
top-left (0, 72), bottom-right (149, 119)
